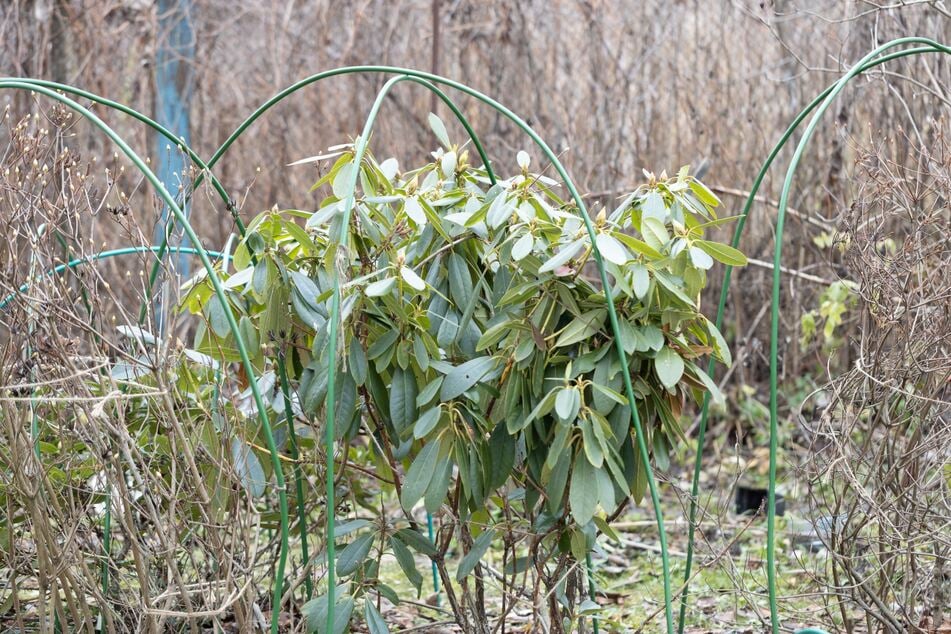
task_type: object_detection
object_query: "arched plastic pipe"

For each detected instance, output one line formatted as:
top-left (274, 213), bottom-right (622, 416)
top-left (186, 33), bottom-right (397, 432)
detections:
top-left (767, 36), bottom-right (951, 633)
top-left (678, 38), bottom-right (951, 634)
top-left (0, 80), bottom-right (291, 634)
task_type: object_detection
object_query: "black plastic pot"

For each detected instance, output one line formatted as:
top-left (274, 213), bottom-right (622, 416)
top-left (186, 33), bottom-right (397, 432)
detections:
top-left (734, 485), bottom-right (785, 516)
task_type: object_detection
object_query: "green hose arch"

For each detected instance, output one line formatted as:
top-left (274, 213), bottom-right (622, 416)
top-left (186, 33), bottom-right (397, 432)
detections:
top-left (679, 37), bottom-right (951, 634)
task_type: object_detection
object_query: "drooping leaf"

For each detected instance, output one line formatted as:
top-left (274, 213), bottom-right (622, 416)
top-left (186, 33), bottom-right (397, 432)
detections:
top-left (389, 367), bottom-right (418, 435)
top-left (336, 532), bottom-right (375, 576)
top-left (230, 438), bottom-right (266, 498)
top-left (654, 346), bottom-right (685, 389)
top-left (206, 298), bottom-right (232, 338)
top-left (389, 535), bottom-right (423, 593)
top-left (302, 589), bottom-right (353, 634)
top-left (456, 529), bottom-right (496, 581)
top-left (487, 192), bottom-right (514, 229)
top-left (555, 387), bottom-right (581, 423)
top-left (395, 527), bottom-right (437, 556)
top-left (364, 601), bottom-right (390, 634)
top-left (554, 310), bottom-right (606, 348)
top-left (631, 263), bottom-right (650, 299)
top-left (539, 238), bottom-right (585, 273)
top-left (440, 356), bottom-right (497, 401)
top-left (569, 452), bottom-right (598, 526)
top-left (400, 438), bottom-right (442, 509)
top-left (413, 406), bottom-right (442, 439)
top-left (334, 519), bottom-right (371, 538)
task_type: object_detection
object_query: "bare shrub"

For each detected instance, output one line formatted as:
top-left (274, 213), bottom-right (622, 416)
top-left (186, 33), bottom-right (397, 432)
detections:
top-left (801, 129), bottom-right (951, 633)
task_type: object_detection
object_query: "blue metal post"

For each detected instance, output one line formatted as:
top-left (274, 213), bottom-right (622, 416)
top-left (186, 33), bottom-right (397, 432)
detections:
top-left (154, 0), bottom-right (194, 329)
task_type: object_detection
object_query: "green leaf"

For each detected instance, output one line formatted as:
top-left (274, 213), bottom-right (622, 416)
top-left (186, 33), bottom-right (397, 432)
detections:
top-left (476, 320), bottom-right (513, 351)
top-left (389, 536), bottom-right (423, 593)
top-left (348, 341), bottom-right (368, 386)
top-left (555, 387), bottom-right (581, 423)
top-left (487, 192), bottom-right (514, 229)
top-left (545, 449), bottom-right (571, 512)
top-left (593, 516), bottom-right (620, 542)
top-left (334, 519), bottom-right (371, 538)
top-left (428, 112), bottom-right (451, 147)
top-left (654, 346), bottom-right (684, 389)
top-left (448, 253), bottom-right (473, 308)
top-left (595, 232), bottom-right (629, 265)
top-left (441, 151), bottom-right (457, 178)
top-left (289, 269), bottom-right (322, 303)
top-left (518, 388), bottom-right (557, 433)
top-left (400, 438), bottom-right (442, 509)
top-left (554, 309), bottom-right (606, 348)
top-left (206, 298), bottom-right (232, 338)
top-left (641, 217), bottom-right (670, 252)
top-left (539, 238), bottom-right (585, 273)
top-left (614, 233), bottom-right (663, 260)
top-left (368, 329), bottom-right (400, 361)
top-left (591, 382), bottom-right (628, 406)
top-left (389, 367), bottom-right (418, 434)
top-left (413, 406), bottom-right (442, 439)
top-left (400, 266), bottom-right (427, 291)
top-left (694, 240), bottom-right (748, 266)
top-left (703, 317), bottom-right (732, 367)
top-left (580, 416), bottom-right (604, 468)
top-left (395, 527), bottom-right (437, 556)
top-left (691, 363), bottom-right (725, 406)
top-left (424, 458), bottom-right (452, 513)
top-left (416, 375), bottom-right (443, 407)
top-left (512, 232), bottom-right (534, 261)
top-left (404, 197), bottom-right (426, 225)
top-left (302, 588), bottom-right (353, 634)
top-left (230, 438), bottom-right (265, 498)
top-left (641, 191), bottom-right (667, 223)
top-left (569, 452), bottom-right (598, 526)
top-left (631, 263), bottom-right (650, 300)
top-left (337, 532), bottom-right (375, 576)
top-left (689, 179), bottom-right (720, 208)
top-left (440, 356), bottom-right (496, 401)
top-left (688, 245), bottom-right (714, 270)
top-left (456, 529), bottom-right (496, 581)
top-left (365, 277), bottom-right (396, 297)
top-left (653, 271), bottom-right (697, 307)
top-left (364, 601), bottom-right (390, 634)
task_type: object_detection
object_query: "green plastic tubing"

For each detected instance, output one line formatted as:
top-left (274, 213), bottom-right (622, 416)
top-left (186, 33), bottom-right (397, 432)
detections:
top-left (678, 38), bottom-right (951, 634)
top-left (0, 81), bottom-right (291, 634)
